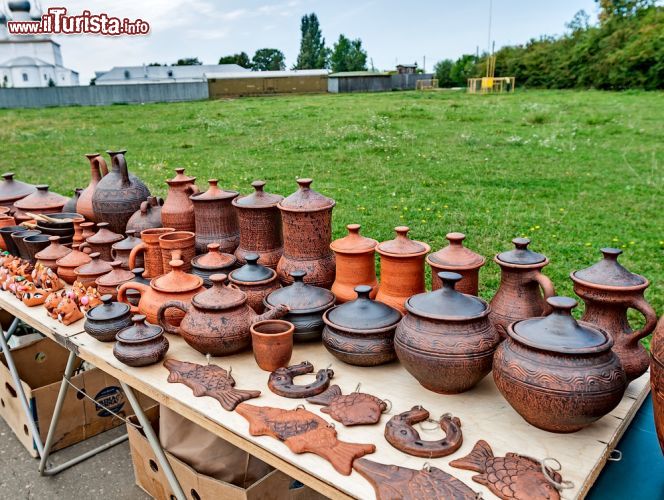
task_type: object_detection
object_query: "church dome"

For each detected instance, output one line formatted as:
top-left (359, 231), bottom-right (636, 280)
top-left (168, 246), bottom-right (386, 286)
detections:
top-left (8, 1), bottom-right (31, 13)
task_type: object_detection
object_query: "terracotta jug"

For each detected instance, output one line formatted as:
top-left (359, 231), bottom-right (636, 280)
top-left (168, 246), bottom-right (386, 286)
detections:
top-left (489, 238), bottom-right (555, 339)
top-left (232, 180), bottom-right (284, 269)
top-left (111, 230), bottom-right (143, 270)
top-left (62, 188), bottom-right (82, 214)
top-left (13, 185), bottom-right (68, 221)
top-left (161, 168), bottom-right (199, 232)
top-left (0, 172), bottom-right (36, 209)
top-left (126, 196), bottom-right (163, 233)
top-left (56, 244), bottom-right (91, 284)
top-left (91, 150), bottom-right (151, 234)
top-left (190, 179), bottom-right (239, 254)
top-left (77, 153), bottom-right (108, 222)
top-left (651, 317), bottom-right (664, 454)
top-left (277, 179), bottom-right (336, 288)
top-left (158, 230), bottom-right (196, 273)
top-left (34, 236), bottom-right (72, 269)
top-left (571, 248), bottom-right (657, 383)
top-left (375, 226), bottom-right (430, 315)
top-left (79, 222), bottom-right (123, 261)
top-left (128, 227), bottom-right (175, 279)
top-left (426, 232), bottom-right (485, 295)
top-left (330, 224), bottom-right (378, 304)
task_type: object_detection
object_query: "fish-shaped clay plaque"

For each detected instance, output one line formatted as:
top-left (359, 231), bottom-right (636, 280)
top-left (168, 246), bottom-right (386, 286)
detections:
top-left (306, 384), bottom-right (387, 426)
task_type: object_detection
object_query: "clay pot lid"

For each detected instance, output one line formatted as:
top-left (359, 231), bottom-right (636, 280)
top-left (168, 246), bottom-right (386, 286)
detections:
top-left (376, 226), bottom-right (430, 257)
top-left (190, 179), bottom-right (238, 202)
top-left (85, 222), bottom-right (123, 245)
top-left (406, 272), bottom-right (487, 319)
top-left (86, 294), bottom-right (130, 321)
top-left (511, 296), bottom-right (611, 354)
top-left (151, 259), bottom-right (203, 293)
top-left (192, 274), bottom-right (247, 310)
top-left (116, 314), bottom-right (163, 343)
top-left (279, 178), bottom-right (335, 212)
top-left (96, 260), bottom-right (134, 287)
top-left (55, 244), bottom-right (91, 267)
top-left (192, 243), bottom-right (236, 269)
top-left (75, 252), bottom-right (113, 275)
top-left (166, 167), bottom-right (196, 186)
top-left (229, 253), bottom-right (274, 283)
top-left (112, 230), bottom-right (142, 250)
top-left (265, 270), bottom-right (335, 313)
top-left (427, 232), bottom-right (485, 269)
top-left (130, 267), bottom-right (150, 285)
top-left (572, 248), bottom-right (646, 287)
top-left (330, 224), bottom-right (377, 254)
top-left (0, 172), bottom-right (36, 202)
top-left (497, 238), bottom-right (546, 265)
top-left (35, 236), bottom-right (72, 261)
top-left (327, 285), bottom-right (400, 330)
top-left (14, 185), bottom-right (68, 211)
top-left (233, 180), bottom-right (283, 208)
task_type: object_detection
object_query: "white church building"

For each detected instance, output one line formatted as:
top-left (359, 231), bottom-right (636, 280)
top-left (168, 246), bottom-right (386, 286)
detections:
top-left (0, 1), bottom-right (78, 87)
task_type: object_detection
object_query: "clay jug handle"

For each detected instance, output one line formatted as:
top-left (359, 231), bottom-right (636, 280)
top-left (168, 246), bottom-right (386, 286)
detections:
top-left (111, 247), bottom-right (118, 261)
top-left (628, 295), bottom-right (657, 345)
top-left (97, 156), bottom-right (109, 177)
top-left (116, 282), bottom-right (142, 314)
top-left (157, 300), bottom-right (188, 335)
top-left (534, 271), bottom-right (555, 313)
top-left (186, 184), bottom-right (200, 195)
top-left (128, 242), bottom-right (146, 270)
top-left (78, 242), bottom-right (91, 254)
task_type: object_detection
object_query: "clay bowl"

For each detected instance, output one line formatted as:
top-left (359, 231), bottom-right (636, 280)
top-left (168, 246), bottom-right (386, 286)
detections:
top-left (22, 234), bottom-right (51, 264)
top-left (36, 212), bottom-right (81, 229)
top-left (0, 225), bottom-right (27, 255)
top-left (11, 230), bottom-right (41, 260)
top-left (251, 320), bottom-right (294, 372)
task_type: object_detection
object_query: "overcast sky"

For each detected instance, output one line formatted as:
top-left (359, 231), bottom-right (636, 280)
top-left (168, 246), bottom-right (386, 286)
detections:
top-left (36, 0), bottom-right (599, 83)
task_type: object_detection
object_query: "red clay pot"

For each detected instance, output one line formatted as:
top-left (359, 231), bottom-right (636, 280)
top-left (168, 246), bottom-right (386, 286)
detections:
top-left (0, 215), bottom-right (17, 251)
top-left (426, 232), bottom-right (485, 295)
top-left (77, 153), bottom-right (108, 222)
top-left (128, 227), bottom-right (175, 279)
top-left (126, 196), bottom-right (163, 234)
top-left (14, 185), bottom-right (68, 221)
top-left (251, 320), bottom-right (294, 371)
top-left (159, 230), bottom-right (196, 273)
top-left (330, 224), bottom-right (378, 304)
top-left (191, 243), bottom-right (236, 287)
top-left (56, 244), bottom-right (91, 284)
top-left (34, 236), bottom-right (72, 269)
top-left (96, 260), bottom-right (134, 300)
top-left (190, 179), bottom-right (239, 254)
top-left (161, 168), bottom-right (199, 232)
top-left (111, 230), bottom-right (143, 270)
top-left (74, 252), bottom-right (113, 288)
top-left (0, 172), bottom-right (36, 210)
top-left (79, 222), bottom-right (123, 261)
top-left (651, 317), bottom-right (664, 454)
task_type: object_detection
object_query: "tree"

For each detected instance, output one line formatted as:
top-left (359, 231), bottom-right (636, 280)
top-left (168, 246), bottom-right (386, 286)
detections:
top-left (251, 49), bottom-right (286, 71)
top-left (295, 13), bottom-right (329, 69)
top-left (218, 52), bottom-right (252, 68)
top-left (434, 59), bottom-right (455, 87)
top-left (147, 62), bottom-right (163, 67)
top-left (596, 0), bottom-right (655, 22)
top-left (449, 54), bottom-right (479, 86)
top-left (330, 35), bottom-right (368, 73)
top-left (566, 10), bottom-right (590, 32)
top-left (174, 57), bottom-right (202, 66)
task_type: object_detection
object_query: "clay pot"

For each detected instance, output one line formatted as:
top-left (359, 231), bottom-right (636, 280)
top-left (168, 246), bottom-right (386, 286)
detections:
top-left (322, 285), bottom-right (401, 366)
top-left (56, 244), bottom-right (91, 284)
top-left (190, 179), bottom-right (239, 254)
top-left (62, 188), bottom-right (83, 214)
top-left (91, 150), bottom-right (151, 234)
top-left (158, 231), bottom-right (196, 273)
top-left (0, 172), bottom-right (36, 209)
top-left (427, 232), bottom-right (485, 295)
top-left (124, 267), bottom-right (150, 307)
top-left (158, 274), bottom-right (288, 356)
top-left (128, 227), bottom-right (175, 279)
top-left (191, 243), bottom-right (236, 287)
top-left (80, 222), bottom-right (123, 261)
top-left (95, 261), bottom-right (134, 300)
top-left (229, 253), bottom-right (280, 313)
top-left (117, 258), bottom-right (204, 327)
top-left (0, 225), bottom-right (27, 255)
top-left (80, 221), bottom-right (97, 242)
top-left (330, 224), bottom-right (378, 304)
top-left (277, 179), bottom-right (336, 288)
top-left (489, 238), bottom-right (555, 339)
top-left (126, 196), bottom-right (163, 234)
top-left (375, 226), bottom-right (430, 315)
top-left (22, 234), bottom-right (50, 264)
top-left (113, 315), bottom-right (169, 367)
top-left (77, 154), bottom-right (108, 222)
top-left (34, 235), bottom-right (71, 269)
top-left (251, 320), bottom-right (294, 371)
top-left (264, 270), bottom-right (336, 342)
top-left (74, 252), bottom-right (113, 287)
top-left (14, 185), bottom-right (68, 220)
top-left (84, 294), bottom-right (133, 342)
top-left (651, 317), bottom-right (664, 454)
top-left (161, 168), bottom-right (199, 232)
top-left (233, 180), bottom-right (284, 269)
top-left (12, 230), bottom-right (41, 260)
top-left (111, 230), bottom-right (143, 270)
top-left (493, 296), bottom-right (626, 433)
top-left (0, 216), bottom-right (16, 251)
top-left (571, 248), bottom-right (657, 383)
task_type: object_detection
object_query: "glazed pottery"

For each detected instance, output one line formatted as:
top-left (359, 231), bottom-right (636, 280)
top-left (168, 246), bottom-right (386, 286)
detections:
top-left (158, 230), bottom-right (196, 273)
top-left (13, 185), bottom-right (68, 220)
top-left (190, 179), bottom-right (239, 254)
top-left (427, 232), bottom-right (485, 295)
top-left (264, 270), bottom-right (336, 342)
top-left (489, 238), bottom-right (555, 339)
top-left (157, 273), bottom-right (288, 356)
top-left (113, 314), bottom-right (169, 367)
top-left (395, 272), bottom-right (499, 393)
top-left (77, 153), bottom-right (108, 222)
top-left (117, 258), bottom-right (204, 327)
top-left (12, 230), bottom-right (41, 260)
top-left (375, 226), bottom-right (430, 315)
top-left (34, 235), bottom-right (71, 269)
top-left (228, 253), bottom-right (279, 313)
top-left (0, 225), bottom-right (27, 255)
top-left (161, 168), bottom-right (199, 232)
top-left (80, 222), bottom-right (123, 261)
top-left (95, 260), bottom-right (134, 300)
top-left (74, 252), bottom-right (113, 287)
top-left (0, 216), bottom-right (16, 251)
top-left (322, 285), bottom-right (401, 366)
top-left (111, 230), bottom-right (143, 270)
top-left (493, 296), bottom-right (626, 433)
top-left (128, 227), bottom-right (175, 279)
top-left (277, 179), bottom-right (336, 288)
top-left (84, 294), bottom-right (133, 342)
top-left (571, 248), bottom-right (657, 383)
top-left (126, 196), bottom-right (163, 233)
top-left (0, 172), bottom-right (36, 209)
top-left (72, 217), bottom-right (85, 244)
top-left (91, 150), bottom-right (151, 234)
top-left (124, 267), bottom-right (149, 307)
top-left (62, 188), bottom-right (82, 214)
top-left (330, 224), bottom-right (378, 304)
top-left (56, 244), bottom-right (91, 284)
top-left (651, 317), bottom-right (664, 454)
top-left (232, 180), bottom-right (284, 269)
top-left (22, 234), bottom-right (50, 264)
top-left (251, 320), bottom-right (295, 371)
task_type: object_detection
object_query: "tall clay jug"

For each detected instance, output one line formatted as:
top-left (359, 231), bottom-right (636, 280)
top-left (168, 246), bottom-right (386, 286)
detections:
top-left (161, 168), bottom-right (199, 232)
top-left (651, 317), bottom-right (664, 454)
top-left (190, 179), bottom-right (239, 254)
top-left (571, 248), bottom-right (657, 383)
top-left (77, 153), bottom-right (108, 222)
top-left (330, 224), bottom-right (378, 303)
top-left (91, 150), bottom-right (151, 234)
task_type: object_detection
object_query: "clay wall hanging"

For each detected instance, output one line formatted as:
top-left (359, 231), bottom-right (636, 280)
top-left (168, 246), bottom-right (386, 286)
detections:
top-left (268, 361), bottom-right (334, 398)
top-left (306, 385), bottom-right (387, 426)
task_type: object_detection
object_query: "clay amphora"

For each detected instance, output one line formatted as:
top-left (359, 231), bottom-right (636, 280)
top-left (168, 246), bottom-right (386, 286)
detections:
top-left (161, 168), bottom-right (199, 232)
top-left (375, 226), bottom-right (430, 315)
top-left (426, 232), bottom-right (485, 295)
top-left (190, 179), bottom-right (239, 254)
top-left (128, 227), bottom-right (175, 279)
top-left (277, 179), bottom-right (336, 289)
top-left (571, 248), bottom-right (657, 383)
top-left (0, 172), bottom-right (36, 209)
top-left (77, 153), bottom-right (108, 222)
top-left (14, 185), bottom-right (68, 220)
top-left (74, 252), bottom-right (113, 287)
top-left (96, 261), bottom-right (134, 300)
top-left (113, 315), bottom-right (169, 367)
top-left (91, 150), bottom-right (151, 234)
top-left (126, 196), bottom-right (163, 233)
top-left (79, 222), bottom-right (123, 261)
top-left (62, 188), bottom-right (82, 214)
top-left (34, 236), bottom-right (72, 269)
top-left (651, 317), bottom-right (664, 454)
top-left (489, 238), bottom-right (555, 339)
top-left (56, 244), bottom-right (91, 284)
top-left (158, 230), bottom-right (196, 273)
top-left (228, 253), bottom-right (280, 313)
top-left (330, 224), bottom-right (378, 303)
top-left (251, 320), bottom-right (294, 371)
top-left (232, 180), bottom-right (284, 269)
top-left (111, 230), bottom-right (143, 270)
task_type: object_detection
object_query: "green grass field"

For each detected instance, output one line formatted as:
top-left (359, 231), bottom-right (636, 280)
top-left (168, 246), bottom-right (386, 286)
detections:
top-left (1, 89), bottom-right (662, 336)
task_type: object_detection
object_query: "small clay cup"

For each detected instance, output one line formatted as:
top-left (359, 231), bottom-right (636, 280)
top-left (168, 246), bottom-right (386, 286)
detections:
top-left (0, 225), bottom-right (27, 255)
top-left (158, 230), bottom-right (196, 273)
top-left (251, 320), bottom-right (294, 371)
top-left (22, 234), bottom-right (50, 264)
top-left (12, 229), bottom-right (40, 260)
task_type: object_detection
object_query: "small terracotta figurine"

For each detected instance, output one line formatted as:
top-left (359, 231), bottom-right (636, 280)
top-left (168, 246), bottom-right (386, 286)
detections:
top-left (306, 385), bottom-right (388, 426)
top-left (55, 297), bottom-right (84, 325)
top-left (22, 288), bottom-right (48, 307)
top-left (44, 290), bottom-right (66, 318)
top-left (267, 361), bottom-right (334, 398)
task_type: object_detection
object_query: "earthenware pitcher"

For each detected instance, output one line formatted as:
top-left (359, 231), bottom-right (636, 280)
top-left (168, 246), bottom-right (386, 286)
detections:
top-left (190, 179), bottom-right (239, 254)
top-left (330, 224), bottom-right (378, 303)
top-left (161, 168), bottom-right (199, 232)
top-left (76, 153), bottom-right (108, 222)
top-left (426, 232), bottom-right (485, 295)
top-left (651, 317), bottom-right (664, 454)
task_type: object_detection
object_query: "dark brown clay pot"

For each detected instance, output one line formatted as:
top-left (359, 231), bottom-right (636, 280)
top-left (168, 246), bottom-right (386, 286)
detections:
top-left (190, 179), bottom-right (239, 254)
top-left (74, 252), bottom-right (113, 287)
top-left (157, 274), bottom-right (288, 356)
top-left (228, 253), bottom-right (279, 314)
top-left (571, 248), bottom-right (657, 383)
top-left (251, 320), bottom-right (294, 371)
top-left (111, 230), bottom-right (143, 270)
top-left (375, 226), bottom-right (430, 315)
top-left (62, 189), bottom-right (83, 214)
top-left (84, 294), bottom-right (133, 342)
top-left (14, 185), bottom-right (68, 220)
top-left (395, 272), bottom-right (499, 393)
top-left (489, 238), bottom-right (555, 339)
top-left (95, 260), bottom-right (134, 300)
top-left (79, 222), bottom-right (123, 261)
top-left (0, 225), bottom-right (27, 255)
top-left (191, 243), bottom-right (236, 287)
top-left (233, 180), bottom-right (284, 269)
top-left (126, 196), bottom-right (163, 233)
top-left (128, 227), bottom-right (175, 279)
top-left (22, 234), bottom-right (50, 264)
top-left (158, 230), bottom-right (196, 273)
top-left (91, 150), bottom-right (151, 234)
top-left (426, 232), bottom-right (485, 295)
top-left (77, 153), bottom-right (108, 222)
top-left (0, 172), bottom-right (36, 209)
top-left (651, 317), bottom-right (664, 454)
top-left (113, 315), bottom-right (169, 367)
top-left (56, 244), bottom-right (91, 284)
top-left (34, 236), bottom-right (71, 269)
top-left (330, 224), bottom-right (378, 304)
top-left (124, 267), bottom-right (150, 307)
top-left (161, 168), bottom-right (199, 232)
top-left (12, 230), bottom-right (41, 261)
top-left (323, 285), bottom-right (401, 366)
top-left (277, 179), bottom-right (336, 289)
